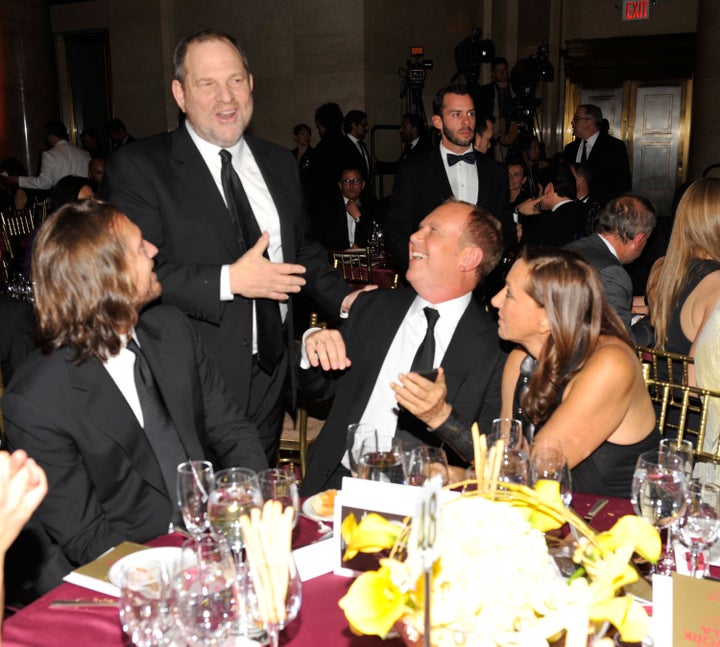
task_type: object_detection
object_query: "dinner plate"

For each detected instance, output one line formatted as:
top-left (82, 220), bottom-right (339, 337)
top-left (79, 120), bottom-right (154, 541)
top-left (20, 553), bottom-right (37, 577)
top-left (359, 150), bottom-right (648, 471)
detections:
top-left (108, 546), bottom-right (184, 588)
top-left (302, 495), bottom-right (334, 522)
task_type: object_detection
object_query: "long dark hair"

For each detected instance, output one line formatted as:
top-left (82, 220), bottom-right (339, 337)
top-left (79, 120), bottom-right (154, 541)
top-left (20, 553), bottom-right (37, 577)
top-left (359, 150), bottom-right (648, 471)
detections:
top-left (519, 246), bottom-right (629, 425)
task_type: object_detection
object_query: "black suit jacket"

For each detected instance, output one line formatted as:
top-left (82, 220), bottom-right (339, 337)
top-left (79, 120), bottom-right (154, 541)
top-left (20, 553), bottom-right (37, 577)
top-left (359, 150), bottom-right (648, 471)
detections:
top-left (564, 132), bottom-right (631, 207)
top-left (312, 192), bottom-right (373, 251)
top-left (3, 305), bottom-right (267, 589)
top-left (299, 288), bottom-right (506, 495)
top-left (520, 200), bottom-right (588, 248)
top-left (384, 146), bottom-right (509, 271)
top-left (105, 127), bottom-right (350, 416)
top-left (0, 294), bottom-right (34, 387)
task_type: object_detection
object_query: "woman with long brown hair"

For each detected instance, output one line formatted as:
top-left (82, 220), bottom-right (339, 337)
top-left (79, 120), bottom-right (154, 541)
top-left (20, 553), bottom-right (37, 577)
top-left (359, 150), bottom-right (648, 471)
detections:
top-left (493, 247), bottom-right (657, 497)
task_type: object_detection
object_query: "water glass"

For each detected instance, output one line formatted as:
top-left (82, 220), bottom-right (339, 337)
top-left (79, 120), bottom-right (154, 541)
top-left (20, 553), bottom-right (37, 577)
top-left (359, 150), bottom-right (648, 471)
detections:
top-left (677, 481), bottom-right (720, 578)
top-left (176, 460), bottom-right (214, 538)
top-left (488, 418), bottom-right (528, 453)
top-left (357, 436), bottom-right (406, 484)
top-left (659, 438), bottom-right (694, 479)
top-left (119, 559), bottom-right (174, 647)
top-left (174, 535), bottom-right (239, 645)
top-left (405, 446), bottom-right (450, 486)
top-left (257, 468), bottom-right (300, 528)
top-left (346, 423), bottom-right (378, 476)
top-left (497, 447), bottom-right (530, 485)
top-left (530, 440), bottom-right (572, 506)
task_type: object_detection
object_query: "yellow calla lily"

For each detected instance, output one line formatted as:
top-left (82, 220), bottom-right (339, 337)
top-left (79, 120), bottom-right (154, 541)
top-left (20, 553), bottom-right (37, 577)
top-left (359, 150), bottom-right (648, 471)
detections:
top-left (342, 513), bottom-right (402, 560)
top-left (596, 515), bottom-right (661, 564)
top-left (589, 596), bottom-right (649, 642)
top-left (526, 479), bottom-right (565, 532)
top-left (338, 566), bottom-right (407, 637)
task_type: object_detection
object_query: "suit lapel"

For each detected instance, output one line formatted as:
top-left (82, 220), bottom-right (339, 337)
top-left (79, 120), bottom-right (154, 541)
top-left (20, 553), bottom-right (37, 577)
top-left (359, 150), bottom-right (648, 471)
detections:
top-left (68, 355), bottom-right (167, 495)
top-left (431, 148), bottom-right (453, 200)
top-left (170, 128), bottom-right (240, 258)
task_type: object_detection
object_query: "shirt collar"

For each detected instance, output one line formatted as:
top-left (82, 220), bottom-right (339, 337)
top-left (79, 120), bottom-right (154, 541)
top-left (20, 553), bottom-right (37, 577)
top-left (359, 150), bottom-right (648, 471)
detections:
top-left (185, 120), bottom-right (244, 167)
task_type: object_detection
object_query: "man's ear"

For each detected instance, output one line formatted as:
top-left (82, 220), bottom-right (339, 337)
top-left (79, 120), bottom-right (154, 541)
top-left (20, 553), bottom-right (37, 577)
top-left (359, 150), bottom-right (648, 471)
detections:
top-left (431, 114), bottom-right (443, 132)
top-left (459, 245), bottom-right (483, 273)
top-left (171, 80), bottom-right (186, 112)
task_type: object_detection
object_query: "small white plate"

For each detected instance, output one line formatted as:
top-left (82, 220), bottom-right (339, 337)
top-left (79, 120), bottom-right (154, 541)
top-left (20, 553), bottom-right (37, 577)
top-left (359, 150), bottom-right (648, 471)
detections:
top-left (108, 546), bottom-right (184, 588)
top-left (302, 495), bottom-right (334, 522)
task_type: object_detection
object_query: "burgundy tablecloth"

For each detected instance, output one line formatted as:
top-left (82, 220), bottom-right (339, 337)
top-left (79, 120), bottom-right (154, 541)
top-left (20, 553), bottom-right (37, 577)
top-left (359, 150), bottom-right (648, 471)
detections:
top-left (0, 494), bottom-right (686, 646)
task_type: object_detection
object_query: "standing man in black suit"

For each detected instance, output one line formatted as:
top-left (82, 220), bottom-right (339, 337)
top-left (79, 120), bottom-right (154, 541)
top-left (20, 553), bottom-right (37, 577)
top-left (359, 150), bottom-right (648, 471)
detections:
top-left (477, 57), bottom-right (515, 162)
top-left (105, 30), bottom-right (357, 463)
top-left (299, 200), bottom-right (506, 495)
top-left (3, 200), bottom-right (267, 592)
top-left (384, 84), bottom-right (508, 272)
top-left (564, 104), bottom-right (631, 207)
top-left (398, 113), bottom-right (432, 161)
top-left (566, 195), bottom-right (656, 344)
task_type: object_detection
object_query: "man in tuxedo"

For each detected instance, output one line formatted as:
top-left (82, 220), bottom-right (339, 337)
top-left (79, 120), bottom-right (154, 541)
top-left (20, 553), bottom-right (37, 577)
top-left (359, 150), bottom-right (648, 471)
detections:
top-left (313, 168), bottom-right (375, 251)
top-left (3, 200), bottom-right (267, 592)
top-left (105, 30), bottom-right (356, 462)
top-left (398, 113), bottom-right (432, 162)
top-left (343, 110), bottom-right (371, 179)
top-left (384, 84), bottom-right (508, 272)
top-left (477, 57), bottom-right (515, 162)
top-left (299, 200), bottom-right (506, 495)
top-left (566, 195), bottom-right (656, 344)
top-left (564, 104), bottom-right (631, 207)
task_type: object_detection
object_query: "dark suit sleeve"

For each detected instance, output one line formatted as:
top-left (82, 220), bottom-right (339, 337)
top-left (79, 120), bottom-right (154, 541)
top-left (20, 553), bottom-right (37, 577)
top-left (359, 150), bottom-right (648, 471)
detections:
top-left (597, 264), bottom-right (633, 333)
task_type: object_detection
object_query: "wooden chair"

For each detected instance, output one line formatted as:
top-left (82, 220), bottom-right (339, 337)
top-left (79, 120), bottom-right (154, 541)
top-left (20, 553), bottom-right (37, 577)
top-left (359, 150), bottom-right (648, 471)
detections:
top-left (332, 248), bottom-right (373, 284)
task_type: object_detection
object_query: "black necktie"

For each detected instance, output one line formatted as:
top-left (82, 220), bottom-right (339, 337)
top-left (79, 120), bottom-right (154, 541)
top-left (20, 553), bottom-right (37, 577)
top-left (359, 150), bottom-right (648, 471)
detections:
top-left (126, 339), bottom-right (187, 499)
top-left (401, 143), bottom-right (413, 160)
top-left (358, 140), bottom-right (371, 177)
top-left (580, 140), bottom-right (587, 164)
top-left (410, 307), bottom-right (440, 372)
top-left (447, 152), bottom-right (476, 167)
top-left (219, 150), bottom-right (284, 374)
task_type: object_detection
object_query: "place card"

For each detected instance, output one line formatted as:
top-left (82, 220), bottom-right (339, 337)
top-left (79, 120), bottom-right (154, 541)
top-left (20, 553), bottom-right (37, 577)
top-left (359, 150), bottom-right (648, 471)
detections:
top-left (293, 538), bottom-right (335, 582)
top-left (672, 572), bottom-right (720, 646)
top-left (62, 541), bottom-right (149, 596)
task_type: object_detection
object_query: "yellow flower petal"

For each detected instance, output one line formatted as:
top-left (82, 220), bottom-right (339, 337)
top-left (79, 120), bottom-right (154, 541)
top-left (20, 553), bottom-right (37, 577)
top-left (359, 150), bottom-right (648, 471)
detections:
top-left (342, 513), bottom-right (401, 561)
top-left (527, 479), bottom-right (565, 532)
top-left (590, 596), bottom-right (649, 642)
top-left (339, 567), bottom-right (407, 637)
top-left (597, 516), bottom-right (661, 564)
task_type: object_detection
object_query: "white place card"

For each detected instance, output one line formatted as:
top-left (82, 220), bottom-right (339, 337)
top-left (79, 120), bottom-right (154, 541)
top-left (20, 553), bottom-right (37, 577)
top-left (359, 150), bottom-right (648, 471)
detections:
top-left (292, 538), bottom-right (335, 582)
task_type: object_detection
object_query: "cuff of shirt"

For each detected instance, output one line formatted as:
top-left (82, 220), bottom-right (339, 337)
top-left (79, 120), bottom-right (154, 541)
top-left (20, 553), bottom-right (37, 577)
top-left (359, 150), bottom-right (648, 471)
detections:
top-left (299, 327), bottom-right (322, 369)
top-left (220, 265), bottom-right (233, 301)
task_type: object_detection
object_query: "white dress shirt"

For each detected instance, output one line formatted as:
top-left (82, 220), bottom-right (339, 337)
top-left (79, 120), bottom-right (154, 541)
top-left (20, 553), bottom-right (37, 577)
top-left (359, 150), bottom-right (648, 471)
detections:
top-left (103, 334), bottom-right (144, 426)
top-left (343, 196), bottom-right (360, 247)
top-left (347, 133), bottom-right (369, 175)
top-left (18, 140), bottom-right (91, 191)
top-left (575, 130), bottom-right (599, 164)
top-left (186, 122), bottom-right (286, 353)
top-left (439, 142), bottom-right (478, 204)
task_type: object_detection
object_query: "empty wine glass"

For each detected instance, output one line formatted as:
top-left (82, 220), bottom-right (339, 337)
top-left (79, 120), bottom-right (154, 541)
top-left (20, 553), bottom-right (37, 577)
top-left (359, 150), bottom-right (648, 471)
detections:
top-left (530, 439), bottom-right (572, 507)
top-left (207, 468), bottom-right (262, 564)
top-left (357, 435), bottom-right (406, 484)
top-left (119, 559), bottom-right (174, 647)
top-left (497, 447), bottom-right (530, 486)
top-left (257, 468), bottom-right (300, 528)
top-left (677, 481), bottom-right (720, 578)
top-left (658, 438), bottom-right (694, 571)
top-left (405, 446), bottom-right (450, 486)
top-left (631, 450), bottom-right (688, 575)
top-left (488, 418), bottom-right (529, 454)
top-left (346, 423), bottom-right (378, 477)
top-left (174, 535), bottom-right (239, 646)
top-left (176, 460), bottom-right (214, 538)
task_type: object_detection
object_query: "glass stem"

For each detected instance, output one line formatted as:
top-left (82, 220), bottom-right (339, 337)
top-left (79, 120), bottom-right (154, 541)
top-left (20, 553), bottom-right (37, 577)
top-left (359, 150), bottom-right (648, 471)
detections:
top-left (690, 546), bottom-right (699, 578)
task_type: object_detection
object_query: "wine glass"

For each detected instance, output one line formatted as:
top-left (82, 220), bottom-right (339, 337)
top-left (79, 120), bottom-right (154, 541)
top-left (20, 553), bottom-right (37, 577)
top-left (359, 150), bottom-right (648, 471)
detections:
top-left (658, 438), bottom-right (694, 571)
top-left (677, 481), bottom-right (720, 578)
top-left (530, 440), bottom-right (572, 507)
top-left (346, 423), bottom-right (378, 477)
top-left (207, 468), bottom-right (262, 564)
top-left (119, 559), bottom-right (174, 647)
top-left (497, 447), bottom-right (530, 486)
top-left (240, 558), bottom-right (302, 647)
top-left (257, 468), bottom-right (300, 529)
top-left (488, 418), bottom-right (528, 453)
top-left (405, 446), bottom-right (450, 486)
top-left (357, 435), bottom-right (406, 484)
top-left (176, 460), bottom-right (214, 538)
top-left (631, 450), bottom-right (688, 574)
top-left (173, 535), bottom-right (239, 646)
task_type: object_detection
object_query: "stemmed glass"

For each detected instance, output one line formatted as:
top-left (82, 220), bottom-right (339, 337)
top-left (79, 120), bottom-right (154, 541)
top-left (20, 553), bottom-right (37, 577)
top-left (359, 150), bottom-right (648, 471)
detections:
top-left (488, 418), bottom-right (529, 454)
top-left (119, 559), bottom-right (174, 647)
top-left (658, 438), bottom-right (694, 571)
top-left (677, 481), bottom-right (720, 578)
top-left (173, 535), bottom-right (239, 646)
top-left (530, 439), bottom-right (572, 507)
top-left (497, 447), bottom-right (530, 486)
top-left (346, 423), bottom-right (378, 477)
top-left (631, 450), bottom-right (688, 574)
top-left (357, 436), bottom-right (406, 484)
top-left (176, 460), bottom-right (214, 538)
top-left (206, 468), bottom-right (263, 564)
top-left (257, 468), bottom-right (301, 528)
top-left (405, 446), bottom-right (450, 486)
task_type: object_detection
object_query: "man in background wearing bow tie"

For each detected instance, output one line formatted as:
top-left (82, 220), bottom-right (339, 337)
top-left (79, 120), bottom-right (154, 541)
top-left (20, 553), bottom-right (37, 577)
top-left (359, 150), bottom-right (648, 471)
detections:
top-left (384, 84), bottom-right (508, 273)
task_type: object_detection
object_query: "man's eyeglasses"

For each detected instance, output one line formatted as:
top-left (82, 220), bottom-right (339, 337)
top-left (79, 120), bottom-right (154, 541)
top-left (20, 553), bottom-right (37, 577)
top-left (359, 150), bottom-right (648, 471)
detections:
top-left (572, 116), bottom-right (593, 122)
top-left (341, 178), bottom-right (363, 186)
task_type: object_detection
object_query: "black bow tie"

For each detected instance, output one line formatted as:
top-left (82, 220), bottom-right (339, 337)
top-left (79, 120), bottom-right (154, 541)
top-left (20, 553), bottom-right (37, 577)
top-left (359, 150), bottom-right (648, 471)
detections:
top-left (447, 152), bottom-right (476, 166)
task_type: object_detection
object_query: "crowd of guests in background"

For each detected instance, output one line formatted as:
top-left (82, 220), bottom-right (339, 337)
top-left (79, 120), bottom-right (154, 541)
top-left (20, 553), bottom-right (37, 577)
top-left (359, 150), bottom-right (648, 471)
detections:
top-left (1, 35), bottom-right (719, 615)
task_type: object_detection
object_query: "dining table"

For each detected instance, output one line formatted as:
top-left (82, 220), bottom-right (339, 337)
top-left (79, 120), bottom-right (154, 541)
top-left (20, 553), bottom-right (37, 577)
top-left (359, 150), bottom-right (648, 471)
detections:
top-left (0, 493), bottom-right (681, 646)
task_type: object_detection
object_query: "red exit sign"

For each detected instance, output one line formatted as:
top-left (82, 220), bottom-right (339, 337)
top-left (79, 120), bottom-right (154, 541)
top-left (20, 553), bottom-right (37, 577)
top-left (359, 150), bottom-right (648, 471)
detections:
top-left (623, 0), bottom-right (649, 20)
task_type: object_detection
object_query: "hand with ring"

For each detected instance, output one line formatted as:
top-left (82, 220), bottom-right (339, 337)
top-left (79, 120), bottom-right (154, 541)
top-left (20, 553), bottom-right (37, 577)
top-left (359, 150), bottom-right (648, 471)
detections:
top-left (305, 329), bottom-right (351, 371)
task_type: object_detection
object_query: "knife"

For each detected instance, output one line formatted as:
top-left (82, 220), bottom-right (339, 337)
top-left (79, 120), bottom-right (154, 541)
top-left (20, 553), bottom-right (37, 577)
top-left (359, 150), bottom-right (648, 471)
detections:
top-left (583, 498), bottom-right (609, 523)
top-left (49, 598), bottom-right (117, 608)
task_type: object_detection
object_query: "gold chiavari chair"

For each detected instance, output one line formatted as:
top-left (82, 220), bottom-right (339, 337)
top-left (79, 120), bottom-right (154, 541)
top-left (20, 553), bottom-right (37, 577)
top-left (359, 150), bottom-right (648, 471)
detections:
top-left (1, 209), bottom-right (36, 261)
top-left (332, 248), bottom-right (373, 284)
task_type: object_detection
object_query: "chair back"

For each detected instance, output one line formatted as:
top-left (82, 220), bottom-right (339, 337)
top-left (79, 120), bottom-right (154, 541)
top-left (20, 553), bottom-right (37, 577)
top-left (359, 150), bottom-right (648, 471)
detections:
top-left (634, 345), bottom-right (694, 388)
top-left (332, 248), bottom-right (373, 284)
top-left (1, 209), bottom-right (36, 260)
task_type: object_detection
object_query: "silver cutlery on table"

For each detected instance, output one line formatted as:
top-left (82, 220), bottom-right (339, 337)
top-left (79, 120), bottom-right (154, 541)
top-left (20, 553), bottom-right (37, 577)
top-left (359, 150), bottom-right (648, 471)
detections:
top-left (583, 498), bottom-right (609, 524)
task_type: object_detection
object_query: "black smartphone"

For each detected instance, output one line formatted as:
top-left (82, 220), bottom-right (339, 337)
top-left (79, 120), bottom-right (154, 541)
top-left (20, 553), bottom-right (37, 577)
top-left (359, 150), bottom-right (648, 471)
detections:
top-left (415, 368), bottom-right (439, 382)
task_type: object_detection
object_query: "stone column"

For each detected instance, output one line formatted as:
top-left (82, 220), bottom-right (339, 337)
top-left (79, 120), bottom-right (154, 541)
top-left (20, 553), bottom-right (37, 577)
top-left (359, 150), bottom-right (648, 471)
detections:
top-left (687, 0), bottom-right (720, 180)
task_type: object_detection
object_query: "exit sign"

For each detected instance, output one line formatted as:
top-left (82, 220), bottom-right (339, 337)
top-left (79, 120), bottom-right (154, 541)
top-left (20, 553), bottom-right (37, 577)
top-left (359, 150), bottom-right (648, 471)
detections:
top-left (623, 0), bottom-right (649, 20)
